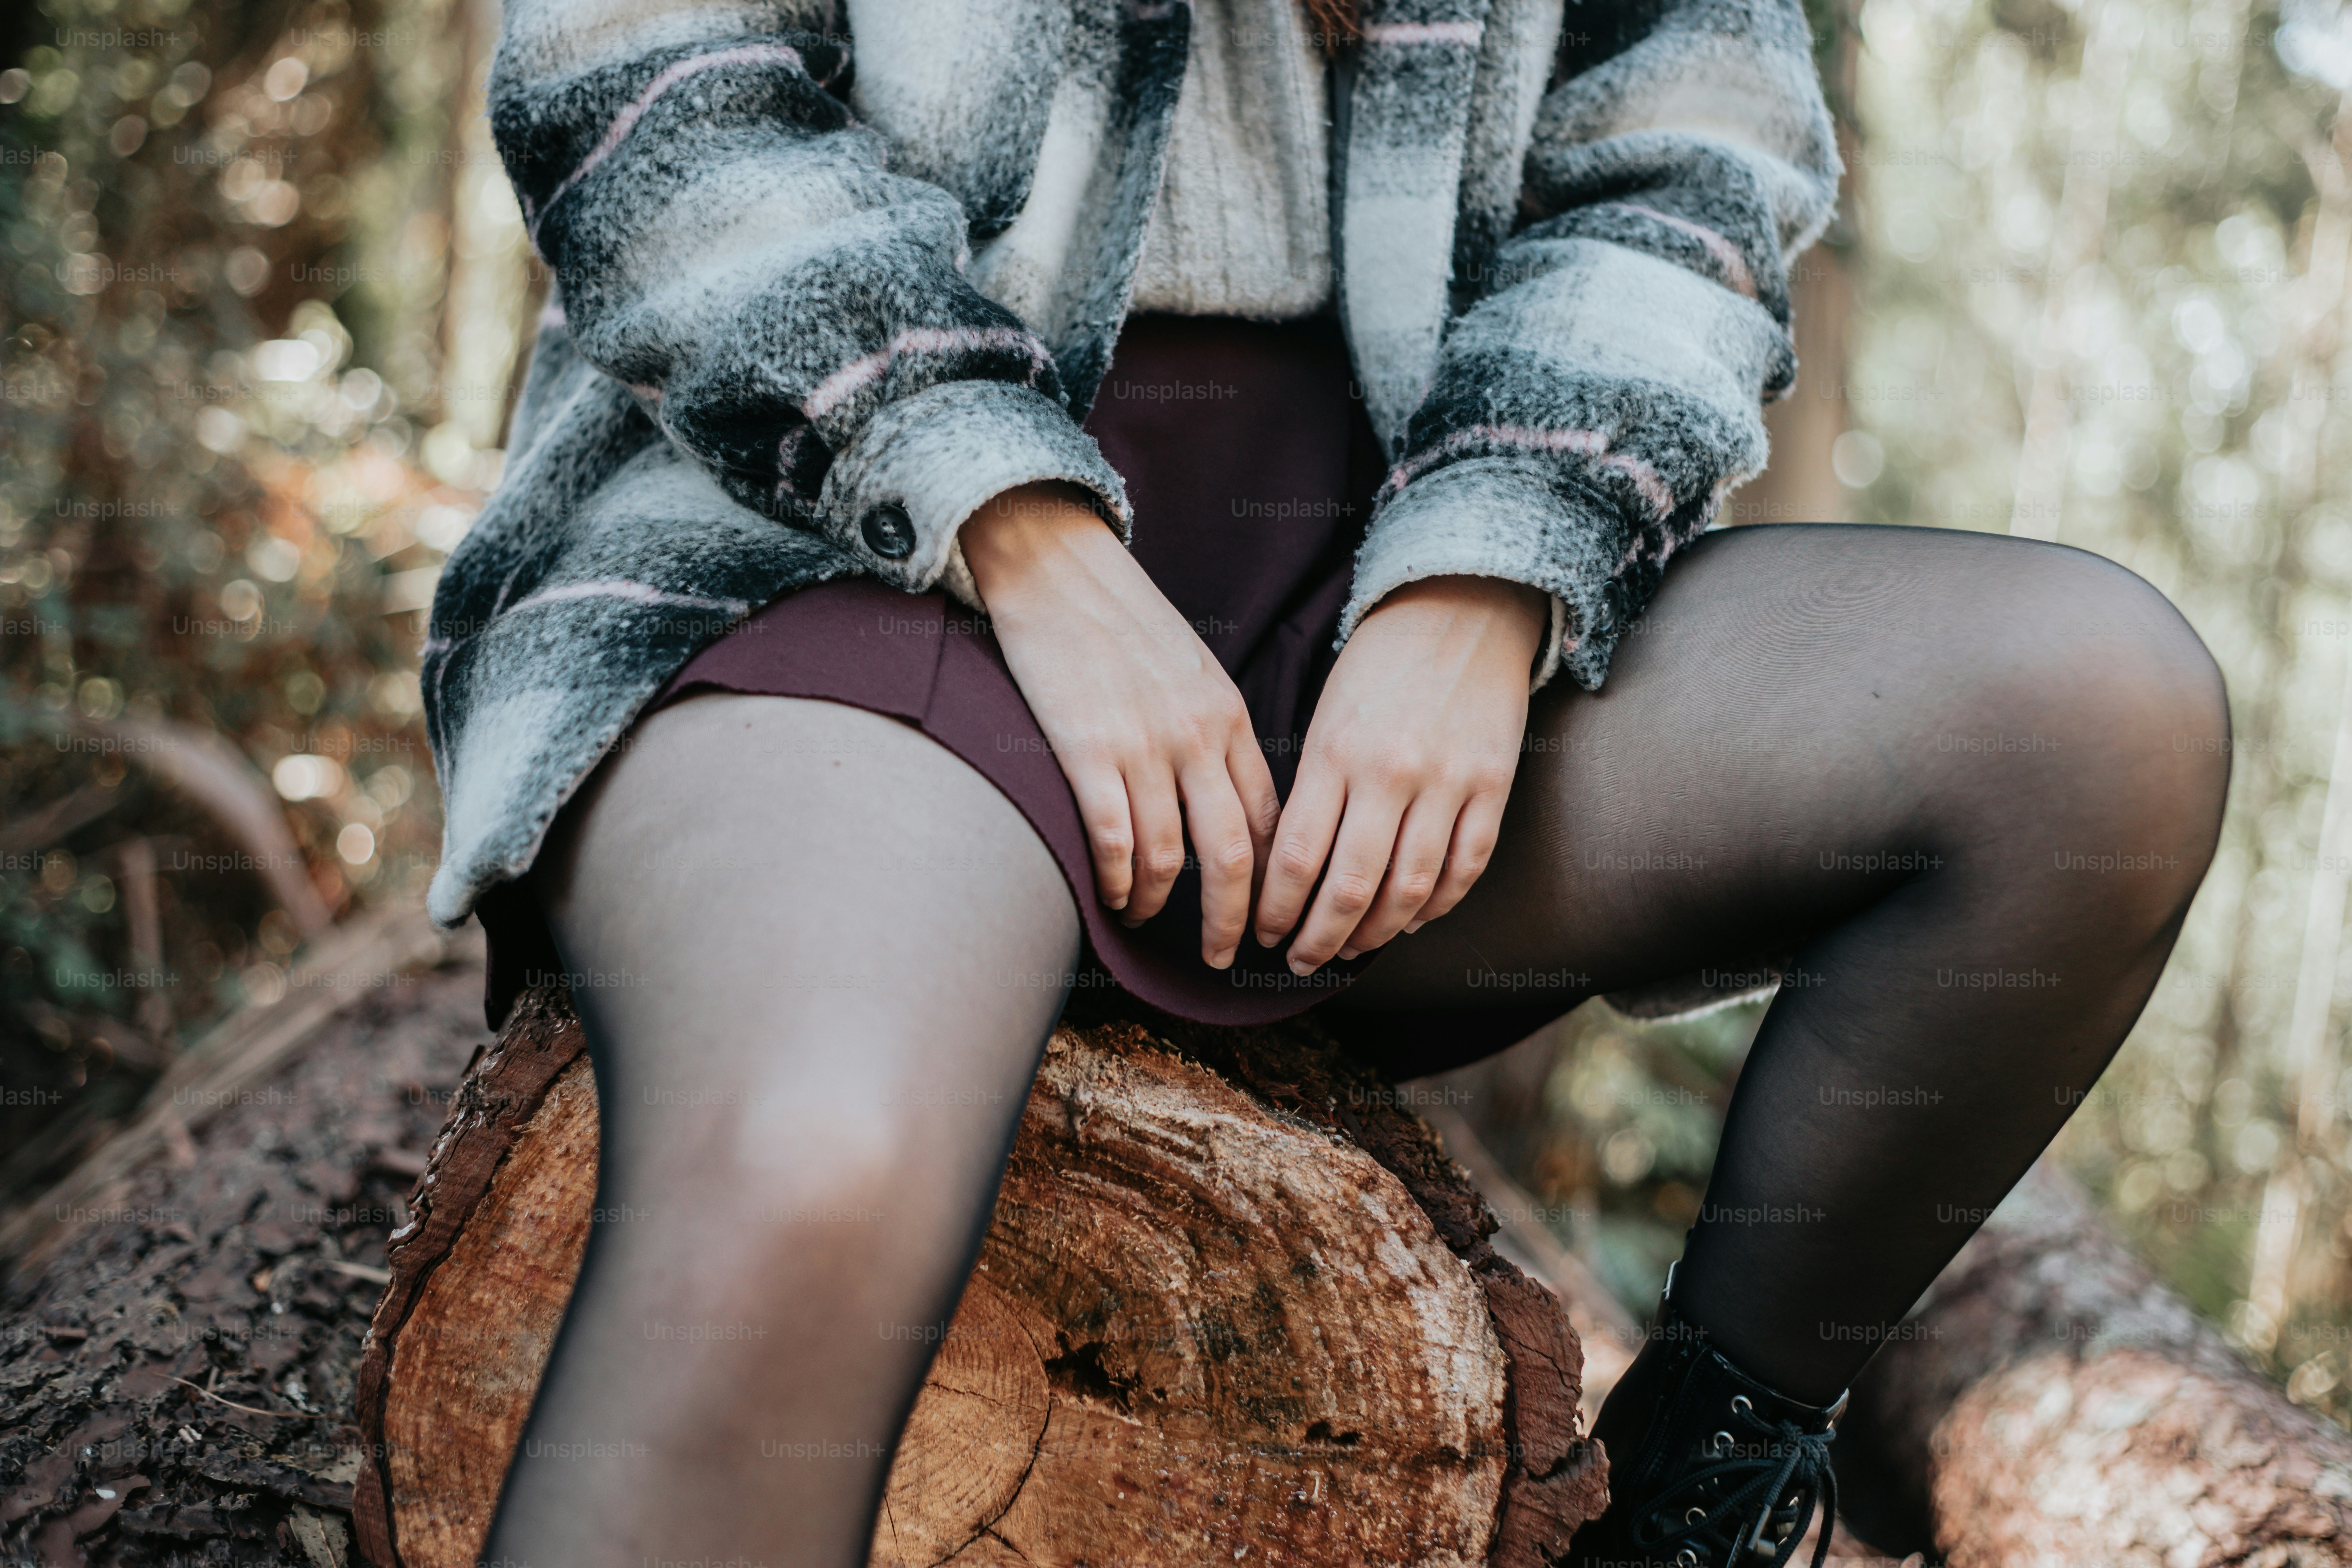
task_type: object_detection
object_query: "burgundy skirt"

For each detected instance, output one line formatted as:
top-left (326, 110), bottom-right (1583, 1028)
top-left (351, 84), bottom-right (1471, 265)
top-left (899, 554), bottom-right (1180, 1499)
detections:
top-left (480, 314), bottom-right (1396, 1030)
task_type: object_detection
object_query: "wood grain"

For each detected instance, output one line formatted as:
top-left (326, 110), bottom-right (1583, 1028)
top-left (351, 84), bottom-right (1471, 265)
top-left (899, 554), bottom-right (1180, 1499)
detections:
top-left (351, 985), bottom-right (594, 1568)
top-left (351, 990), bottom-right (1609, 1567)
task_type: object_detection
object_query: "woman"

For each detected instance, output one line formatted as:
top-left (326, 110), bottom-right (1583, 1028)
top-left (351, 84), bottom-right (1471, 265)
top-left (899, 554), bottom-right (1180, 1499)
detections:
top-left (421, 0), bottom-right (2230, 1562)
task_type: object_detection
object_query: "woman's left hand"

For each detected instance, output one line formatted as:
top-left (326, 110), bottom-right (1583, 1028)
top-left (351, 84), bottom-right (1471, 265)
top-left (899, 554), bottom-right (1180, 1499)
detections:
top-left (1254, 575), bottom-right (1550, 974)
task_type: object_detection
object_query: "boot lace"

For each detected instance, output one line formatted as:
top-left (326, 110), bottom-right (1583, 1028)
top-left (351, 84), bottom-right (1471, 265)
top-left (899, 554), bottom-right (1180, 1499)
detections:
top-left (1633, 1399), bottom-right (1838, 1568)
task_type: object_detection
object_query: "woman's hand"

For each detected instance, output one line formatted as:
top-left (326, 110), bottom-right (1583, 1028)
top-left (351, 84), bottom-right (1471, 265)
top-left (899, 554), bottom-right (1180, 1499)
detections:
top-left (1254, 576), bottom-right (1549, 974)
top-left (961, 483), bottom-right (1279, 969)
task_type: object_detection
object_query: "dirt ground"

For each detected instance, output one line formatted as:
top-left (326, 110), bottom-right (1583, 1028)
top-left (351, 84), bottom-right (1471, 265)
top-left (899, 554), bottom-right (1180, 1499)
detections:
top-left (0, 958), bottom-right (488, 1568)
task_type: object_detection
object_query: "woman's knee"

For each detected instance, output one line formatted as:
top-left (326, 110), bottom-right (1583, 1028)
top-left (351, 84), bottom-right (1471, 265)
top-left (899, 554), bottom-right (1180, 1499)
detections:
top-left (1958, 547), bottom-right (2229, 920)
top-left (590, 995), bottom-right (1045, 1246)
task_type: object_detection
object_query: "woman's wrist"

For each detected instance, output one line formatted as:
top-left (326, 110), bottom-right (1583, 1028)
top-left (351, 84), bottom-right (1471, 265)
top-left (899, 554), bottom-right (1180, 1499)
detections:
top-left (1357, 575), bottom-right (1550, 670)
top-left (959, 482), bottom-right (1117, 607)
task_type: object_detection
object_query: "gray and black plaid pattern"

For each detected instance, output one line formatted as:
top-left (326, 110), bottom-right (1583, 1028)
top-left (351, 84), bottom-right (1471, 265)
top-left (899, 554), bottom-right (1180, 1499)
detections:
top-left (423, 0), bottom-right (1840, 931)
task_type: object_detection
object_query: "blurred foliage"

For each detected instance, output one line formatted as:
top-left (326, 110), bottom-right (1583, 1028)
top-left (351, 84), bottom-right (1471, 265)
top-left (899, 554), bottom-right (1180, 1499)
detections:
top-left (0, 0), bottom-right (531, 1202)
top-left (1845, 0), bottom-right (2352, 1424)
top-left (1541, 1002), bottom-right (1766, 1310)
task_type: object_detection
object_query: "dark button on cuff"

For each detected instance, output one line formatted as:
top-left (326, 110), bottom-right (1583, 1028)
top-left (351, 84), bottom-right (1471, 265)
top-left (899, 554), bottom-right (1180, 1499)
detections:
top-left (860, 502), bottom-right (916, 560)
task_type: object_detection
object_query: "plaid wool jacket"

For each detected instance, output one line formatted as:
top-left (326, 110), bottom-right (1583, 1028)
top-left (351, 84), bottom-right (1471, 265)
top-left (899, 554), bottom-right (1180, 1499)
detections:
top-left (422, 0), bottom-right (1841, 930)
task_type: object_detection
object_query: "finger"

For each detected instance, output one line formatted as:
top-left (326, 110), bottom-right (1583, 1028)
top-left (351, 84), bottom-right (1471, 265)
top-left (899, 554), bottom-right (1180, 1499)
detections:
top-left (1122, 765), bottom-right (1188, 924)
top-left (1254, 763), bottom-right (1345, 947)
top-left (1070, 763), bottom-right (1136, 912)
top-left (1286, 789), bottom-right (1408, 974)
top-left (1409, 786), bottom-right (1507, 932)
top-left (1178, 761), bottom-right (1256, 967)
top-left (1334, 791), bottom-right (1457, 957)
top-left (1226, 733), bottom-right (1282, 902)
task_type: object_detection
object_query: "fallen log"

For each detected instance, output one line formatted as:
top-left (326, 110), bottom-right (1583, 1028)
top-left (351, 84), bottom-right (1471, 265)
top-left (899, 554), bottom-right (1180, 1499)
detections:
top-left (7, 929), bottom-right (2347, 1568)
top-left (350, 986), bottom-right (1611, 1568)
top-left (1844, 1160), bottom-right (2352, 1566)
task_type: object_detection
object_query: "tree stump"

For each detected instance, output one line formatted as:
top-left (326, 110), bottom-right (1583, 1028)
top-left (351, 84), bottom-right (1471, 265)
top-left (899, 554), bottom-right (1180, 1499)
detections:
top-left (349, 986), bottom-right (1610, 1568)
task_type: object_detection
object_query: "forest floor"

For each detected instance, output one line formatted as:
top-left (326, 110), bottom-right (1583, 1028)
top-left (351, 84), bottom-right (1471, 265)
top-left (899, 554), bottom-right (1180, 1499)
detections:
top-left (1, 948), bottom-right (485, 1568)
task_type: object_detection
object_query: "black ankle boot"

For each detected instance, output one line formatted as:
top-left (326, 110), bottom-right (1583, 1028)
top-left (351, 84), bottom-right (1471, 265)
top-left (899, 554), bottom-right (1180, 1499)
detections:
top-left (1568, 1265), bottom-right (1845, 1568)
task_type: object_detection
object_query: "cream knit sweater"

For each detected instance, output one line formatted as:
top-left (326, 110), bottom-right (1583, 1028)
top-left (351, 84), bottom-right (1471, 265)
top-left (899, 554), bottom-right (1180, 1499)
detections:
top-left (1130, 0), bottom-right (1334, 319)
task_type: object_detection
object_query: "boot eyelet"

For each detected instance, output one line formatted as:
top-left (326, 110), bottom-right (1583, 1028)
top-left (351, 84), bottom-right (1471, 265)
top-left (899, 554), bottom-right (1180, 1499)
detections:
top-left (1710, 1429), bottom-right (1735, 1455)
top-left (1687, 1506), bottom-right (1707, 1525)
top-left (1674, 1552), bottom-right (1701, 1568)
top-left (1731, 1394), bottom-right (1753, 1416)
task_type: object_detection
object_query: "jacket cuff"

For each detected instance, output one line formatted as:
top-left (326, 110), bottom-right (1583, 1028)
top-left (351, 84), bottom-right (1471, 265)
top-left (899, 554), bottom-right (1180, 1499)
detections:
top-left (815, 379), bottom-right (1130, 608)
top-left (1338, 456), bottom-right (1611, 695)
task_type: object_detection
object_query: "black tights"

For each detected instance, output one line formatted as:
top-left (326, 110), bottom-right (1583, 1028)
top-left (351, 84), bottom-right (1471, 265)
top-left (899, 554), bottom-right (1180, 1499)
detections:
top-left (495, 523), bottom-right (2226, 1565)
top-left (1322, 523), bottom-right (2229, 1400)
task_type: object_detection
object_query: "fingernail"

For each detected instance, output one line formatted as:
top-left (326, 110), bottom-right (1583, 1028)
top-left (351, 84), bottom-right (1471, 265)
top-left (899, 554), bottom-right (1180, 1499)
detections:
top-left (1337, 945), bottom-right (1360, 960)
top-left (1288, 955), bottom-right (1318, 977)
top-left (1255, 929), bottom-right (1276, 947)
top-left (1107, 896), bottom-right (1128, 912)
top-left (1404, 920), bottom-right (1425, 934)
top-left (1121, 914), bottom-right (1146, 929)
top-left (1208, 949), bottom-right (1235, 970)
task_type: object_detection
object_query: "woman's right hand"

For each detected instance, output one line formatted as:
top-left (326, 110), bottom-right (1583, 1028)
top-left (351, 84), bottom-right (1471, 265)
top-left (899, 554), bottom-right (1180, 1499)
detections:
top-left (960, 483), bottom-right (1279, 970)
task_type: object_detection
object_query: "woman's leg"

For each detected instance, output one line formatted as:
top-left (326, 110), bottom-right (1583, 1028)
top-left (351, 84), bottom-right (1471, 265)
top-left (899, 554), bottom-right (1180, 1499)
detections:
top-left (484, 693), bottom-right (1081, 1568)
top-left (1323, 523), bottom-right (2229, 1402)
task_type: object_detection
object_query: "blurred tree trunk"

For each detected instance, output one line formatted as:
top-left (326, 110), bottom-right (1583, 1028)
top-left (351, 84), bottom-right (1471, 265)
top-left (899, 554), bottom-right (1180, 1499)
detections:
top-left (1734, 0), bottom-right (1859, 528)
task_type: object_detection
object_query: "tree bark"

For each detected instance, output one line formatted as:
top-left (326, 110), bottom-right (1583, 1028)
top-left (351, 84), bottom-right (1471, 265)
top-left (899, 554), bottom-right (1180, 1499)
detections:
top-left (0, 954), bottom-right (484, 1568)
top-left (348, 985), bottom-right (595, 1568)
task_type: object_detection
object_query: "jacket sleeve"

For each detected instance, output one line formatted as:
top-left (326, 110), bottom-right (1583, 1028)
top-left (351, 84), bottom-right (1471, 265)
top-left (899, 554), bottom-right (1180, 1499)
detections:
top-left (1338, 0), bottom-right (1842, 691)
top-left (487, 0), bottom-right (1129, 608)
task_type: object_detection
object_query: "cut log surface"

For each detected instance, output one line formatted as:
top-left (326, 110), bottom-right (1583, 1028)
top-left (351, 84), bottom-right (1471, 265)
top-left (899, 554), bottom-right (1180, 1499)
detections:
top-left (1847, 1161), bottom-right (2352, 1567)
top-left (888, 1020), bottom-right (1516, 1564)
top-left (880, 1017), bottom-right (1540, 1566)
top-left (348, 987), bottom-right (1610, 1568)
